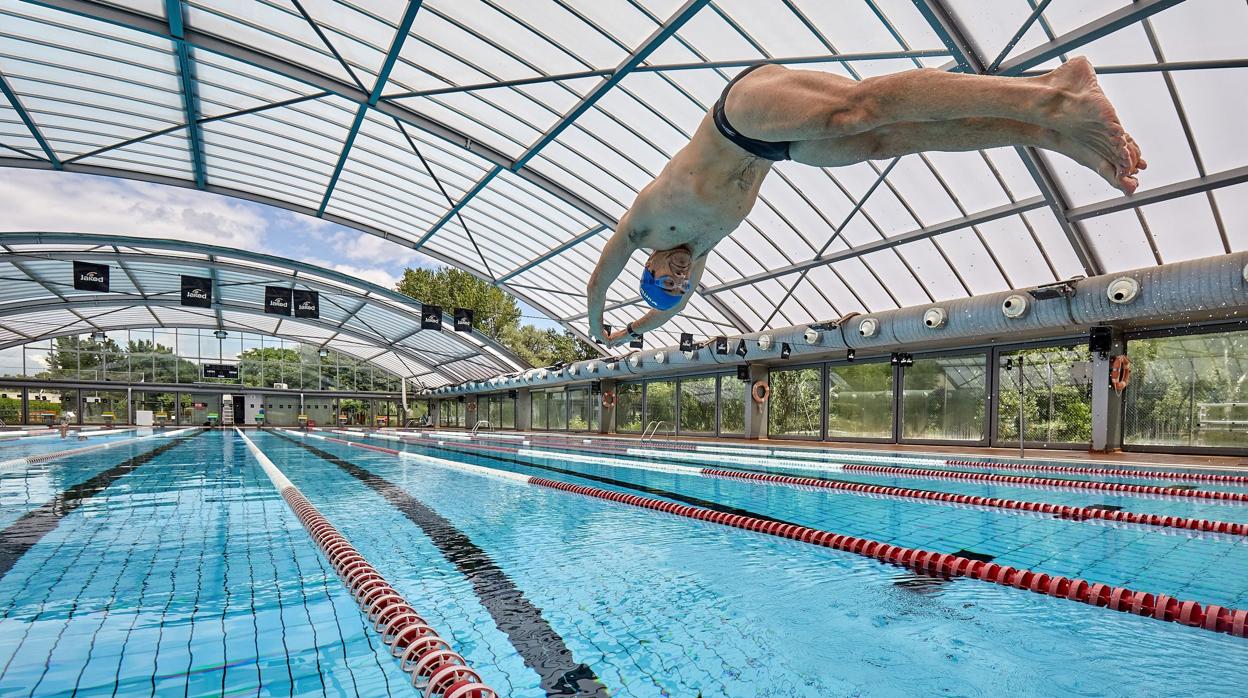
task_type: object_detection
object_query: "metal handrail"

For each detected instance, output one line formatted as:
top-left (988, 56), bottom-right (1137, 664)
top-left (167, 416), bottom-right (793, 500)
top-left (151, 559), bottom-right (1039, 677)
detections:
top-left (471, 420), bottom-right (491, 435)
top-left (640, 421), bottom-right (670, 442)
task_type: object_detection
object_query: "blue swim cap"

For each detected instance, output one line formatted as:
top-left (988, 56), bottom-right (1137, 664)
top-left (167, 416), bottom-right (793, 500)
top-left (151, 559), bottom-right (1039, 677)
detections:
top-left (639, 267), bottom-right (687, 311)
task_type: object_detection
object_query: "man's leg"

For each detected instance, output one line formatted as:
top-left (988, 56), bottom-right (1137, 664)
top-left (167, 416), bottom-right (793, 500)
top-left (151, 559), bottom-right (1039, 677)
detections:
top-left (789, 117), bottom-right (1146, 192)
top-left (727, 58), bottom-right (1140, 191)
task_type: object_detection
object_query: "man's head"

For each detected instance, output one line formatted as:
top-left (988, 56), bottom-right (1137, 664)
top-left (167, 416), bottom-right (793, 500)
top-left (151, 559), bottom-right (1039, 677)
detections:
top-left (639, 247), bottom-right (693, 311)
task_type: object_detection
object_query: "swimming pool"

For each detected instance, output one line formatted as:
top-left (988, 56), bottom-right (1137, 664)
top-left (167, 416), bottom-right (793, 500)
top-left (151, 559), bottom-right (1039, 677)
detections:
top-left (1, 428), bottom-right (1246, 696)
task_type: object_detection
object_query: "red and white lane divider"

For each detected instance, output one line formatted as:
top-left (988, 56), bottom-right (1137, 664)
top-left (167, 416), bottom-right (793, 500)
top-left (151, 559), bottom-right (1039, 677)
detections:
top-left (239, 429), bottom-right (496, 698)
top-left (333, 432), bottom-right (1248, 537)
top-left (941, 458), bottom-right (1248, 485)
top-left (286, 430), bottom-right (1248, 639)
top-left (702, 468), bottom-right (1248, 536)
top-left (841, 464), bottom-right (1248, 503)
top-left (0, 427), bottom-right (197, 471)
top-left (401, 438), bottom-right (1248, 538)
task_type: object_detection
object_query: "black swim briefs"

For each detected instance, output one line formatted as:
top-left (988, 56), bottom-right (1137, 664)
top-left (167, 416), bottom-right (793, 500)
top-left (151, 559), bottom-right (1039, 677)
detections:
top-left (712, 63), bottom-right (792, 162)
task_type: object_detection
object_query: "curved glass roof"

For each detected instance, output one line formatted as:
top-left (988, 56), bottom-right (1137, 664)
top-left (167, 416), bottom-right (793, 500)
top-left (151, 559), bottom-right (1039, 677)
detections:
top-left (0, 0), bottom-right (1244, 352)
top-left (0, 232), bottom-right (526, 386)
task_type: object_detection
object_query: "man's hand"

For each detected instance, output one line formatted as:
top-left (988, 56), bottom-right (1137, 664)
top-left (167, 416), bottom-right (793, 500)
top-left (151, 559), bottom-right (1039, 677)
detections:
top-left (603, 327), bottom-right (632, 347)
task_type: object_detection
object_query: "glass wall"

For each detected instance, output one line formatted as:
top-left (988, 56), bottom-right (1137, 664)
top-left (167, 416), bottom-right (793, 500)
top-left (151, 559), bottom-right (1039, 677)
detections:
top-left (902, 354), bottom-right (987, 442)
top-left (1124, 329), bottom-right (1248, 449)
top-left (996, 346), bottom-right (1093, 446)
top-left (0, 388), bottom-right (19, 424)
top-left (769, 367), bottom-right (823, 438)
top-left (827, 361), bottom-right (894, 440)
top-left (678, 376), bottom-right (717, 435)
top-left (615, 382), bottom-right (643, 432)
top-left (548, 390), bottom-right (568, 430)
top-left (645, 380), bottom-right (676, 429)
top-left (82, 389), bottom-right (128, 425)
top-left (719, 377), bottom-right (745, 435)
top-left (0, 329), bottom-right (409, 392)
top-left (567, 388), bottom-right (592, 431)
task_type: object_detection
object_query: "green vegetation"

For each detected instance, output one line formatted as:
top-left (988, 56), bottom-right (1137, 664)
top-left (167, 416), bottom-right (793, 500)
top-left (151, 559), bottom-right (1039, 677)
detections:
top-left (997, 346), bottom-right (1092, 445)
top-left (395, 266), bottom-right (596, 368)
top-left (769, 368), bottom-right (822, 437)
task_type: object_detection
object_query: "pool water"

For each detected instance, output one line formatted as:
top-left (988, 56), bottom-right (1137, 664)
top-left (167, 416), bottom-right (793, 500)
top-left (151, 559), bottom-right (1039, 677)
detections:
top-left (1, 428), bottom-right (1246, 696)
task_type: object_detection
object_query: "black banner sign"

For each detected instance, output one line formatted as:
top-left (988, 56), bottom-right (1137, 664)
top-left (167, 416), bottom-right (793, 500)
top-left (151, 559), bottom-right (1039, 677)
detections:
top-left (265, 287), bottom-right (291, 315)
top-left (73, 261), bottom-right (109, 292)
top-left (293, 289), bottom-right (319, 318)
top-left (180, 275), bottom-right (212, 308)
top-left (735, 338), bottom-right (748, 357)
top-left (629, 334), bottom-right (644, 349)
top-left (202, 363), bottom-right (239, 379)
top-left (715, 336), bottom-right (729, 355)
top-left (454, 308), bottom-right (474, 332)
top-left (421, 304), bottom-right (442, 330)
top-left (679, 333), bottom-right (694, 352)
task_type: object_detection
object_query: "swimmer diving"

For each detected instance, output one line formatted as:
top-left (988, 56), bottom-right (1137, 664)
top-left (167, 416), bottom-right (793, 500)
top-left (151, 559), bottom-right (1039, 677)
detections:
top-left (587, 58), bottom-right (1146, 346)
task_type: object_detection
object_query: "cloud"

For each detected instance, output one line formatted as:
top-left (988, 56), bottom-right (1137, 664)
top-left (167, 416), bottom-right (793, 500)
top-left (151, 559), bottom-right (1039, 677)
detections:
top-left (0, 169), bottom-right (271, 250)
top-left (0, 169), bottom-right (440, 289)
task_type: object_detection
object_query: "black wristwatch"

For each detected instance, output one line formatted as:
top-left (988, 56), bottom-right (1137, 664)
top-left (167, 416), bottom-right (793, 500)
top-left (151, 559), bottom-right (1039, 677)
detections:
top-left (626, 323), bottom-right (643, 339)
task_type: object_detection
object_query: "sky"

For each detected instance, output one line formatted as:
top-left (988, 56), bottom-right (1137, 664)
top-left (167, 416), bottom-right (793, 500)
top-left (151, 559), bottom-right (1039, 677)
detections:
top-left (0, 169), bottom-right (560, 329)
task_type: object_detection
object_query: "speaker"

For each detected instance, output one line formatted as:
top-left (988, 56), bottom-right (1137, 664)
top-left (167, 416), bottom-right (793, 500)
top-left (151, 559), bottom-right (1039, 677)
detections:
top-left (1089, 326), bottom-right (1113, 353)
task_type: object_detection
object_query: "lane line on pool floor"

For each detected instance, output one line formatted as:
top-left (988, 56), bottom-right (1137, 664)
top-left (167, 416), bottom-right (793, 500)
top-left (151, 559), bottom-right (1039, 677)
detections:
top-left (236, 429), bottom-right (497, 698)
top-left (0, 429), bottom-right (203, 580)
top-left (303, 430), bottom-right (1248, 639)
top-left (268, 430), bottom-right (610, 698)
top-left (344, 430), bottom-right (1248, 538)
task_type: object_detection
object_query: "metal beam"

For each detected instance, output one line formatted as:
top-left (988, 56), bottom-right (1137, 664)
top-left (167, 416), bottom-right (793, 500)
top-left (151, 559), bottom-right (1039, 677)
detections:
top-left (915, 0), bottom-right (1101, 275)
top-left (165, 0), bottom-right (205, 188)
top-left (0, 295), bottom-right (447, 377)
top-left (412, 165), bottom-right (501, 250)
top-left (995, 0), bottom-right (1186, 75)
top-left (0, 70), bottom-right (60, 167)
top-left (1066, 164), bottom-right (1248, 221)
top-left (385, 49), bottom-right (949, 100)
top-left (565, 197), bottom-right (1048, 318)
top-left (513, 0), bottom-right (711, 170)
top-left (496, 224), bottom-right (606, 284)
top-left (985, 0), bottom-right (1053, 73)
top-left (317, 0), bottom-right (423, 215)
top-left (0, 231), bottom-right (527, 372)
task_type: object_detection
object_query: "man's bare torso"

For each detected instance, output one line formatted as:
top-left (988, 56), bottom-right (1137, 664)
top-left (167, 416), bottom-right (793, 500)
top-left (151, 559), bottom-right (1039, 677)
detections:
top-left (623, 112), bottom-right (772, 259)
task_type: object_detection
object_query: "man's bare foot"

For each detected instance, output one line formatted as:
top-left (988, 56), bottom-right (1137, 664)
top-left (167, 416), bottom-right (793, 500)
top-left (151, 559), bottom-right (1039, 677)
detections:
top-left (1044, 57), bottom-right (1142, 192)
top-left (1051, 130), bottom-right (1141, 195)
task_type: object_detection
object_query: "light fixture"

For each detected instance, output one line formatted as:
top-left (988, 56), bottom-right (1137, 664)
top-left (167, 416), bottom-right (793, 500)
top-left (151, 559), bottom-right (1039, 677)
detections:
top-left (628, 354), bottom-right (642, 368)
top-left (213, 330), bottom-right (228, 340)
top-left (587, 361), bottom-right (598, 374)
top-left (803, 327), bottom-right (821, 344)
top-left (1107, 276), bottom-right (1141, 304)
top-left (318, 348), bottom-right (329, 358)
top-left (857, 318), bottom-right (879, 338)
top-left (90, 331), bottom-right (106, 341)
top-left (654, 350), bottom-right (667, 364)
top-left (757, 334), bottom-right (773, 351)
top-left (923, 307), bottom-right (947, 329)
top-left (1002, 294), bottom-right (1029, 319)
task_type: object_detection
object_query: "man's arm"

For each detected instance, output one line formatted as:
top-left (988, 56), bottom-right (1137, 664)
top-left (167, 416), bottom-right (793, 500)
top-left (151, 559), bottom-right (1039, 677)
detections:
top-left (602, 256), bottom-right (707, 347)
top-left (586, 221), bottom-right (637, 344)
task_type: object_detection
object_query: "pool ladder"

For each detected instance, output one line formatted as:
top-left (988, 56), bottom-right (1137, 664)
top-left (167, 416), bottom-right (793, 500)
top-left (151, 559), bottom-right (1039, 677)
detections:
top-left (640, 420), bottom-right (673, 442)
top-left (470, 420), bottom-right (491, 435)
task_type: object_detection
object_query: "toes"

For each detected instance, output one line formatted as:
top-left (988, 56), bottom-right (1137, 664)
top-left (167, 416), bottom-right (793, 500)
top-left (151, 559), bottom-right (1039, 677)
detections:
top-left (1119, 175), bottom-right (1139, 195)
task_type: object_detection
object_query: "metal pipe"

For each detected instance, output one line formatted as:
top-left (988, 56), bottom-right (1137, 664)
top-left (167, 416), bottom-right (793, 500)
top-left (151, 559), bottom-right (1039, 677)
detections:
top-left (439, 252), bottom-right (1248, 396)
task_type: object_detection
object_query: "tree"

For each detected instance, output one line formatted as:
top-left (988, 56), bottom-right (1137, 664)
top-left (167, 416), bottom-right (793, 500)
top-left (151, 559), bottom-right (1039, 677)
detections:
top-left (501, 325), bottom-right (598, 368)
top-left (394, 266), bottom-right (597, 368)
top-left (395, 267), bottom-right (520, 340)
